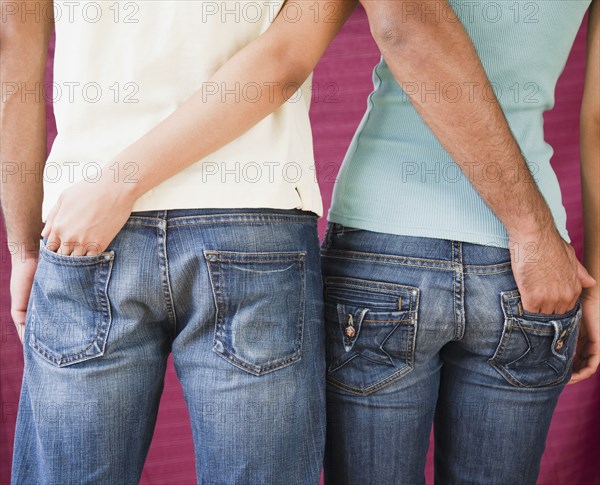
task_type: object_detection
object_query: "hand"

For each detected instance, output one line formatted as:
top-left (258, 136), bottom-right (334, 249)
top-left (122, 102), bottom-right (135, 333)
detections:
top-left (10, 252), bottom-right (39, 344)
top-left (509, 228), bottom-right (596, 314)
top-left (41, 176), bottom-right (136, 256)
top-left (570, 288), bottom-right (600, 384)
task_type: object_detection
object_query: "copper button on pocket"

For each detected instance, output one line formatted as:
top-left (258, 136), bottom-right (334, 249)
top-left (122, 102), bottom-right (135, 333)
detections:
top-left (345, 314), bottom-right (356, 338)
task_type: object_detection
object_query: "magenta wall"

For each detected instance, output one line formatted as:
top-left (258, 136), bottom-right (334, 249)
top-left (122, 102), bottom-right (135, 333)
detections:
top-left (1, 8), bottom-right (599, 484)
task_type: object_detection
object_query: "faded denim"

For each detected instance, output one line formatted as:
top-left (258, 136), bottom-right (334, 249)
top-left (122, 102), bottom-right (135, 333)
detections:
top-left (321, 223), bottom-right (581, 485)
top-left (12, 209), bottom-right (326, 485)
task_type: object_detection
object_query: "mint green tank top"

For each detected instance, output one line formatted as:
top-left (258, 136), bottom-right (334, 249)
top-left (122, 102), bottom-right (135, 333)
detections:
top-left (329, 0), bottom-right (590, 248)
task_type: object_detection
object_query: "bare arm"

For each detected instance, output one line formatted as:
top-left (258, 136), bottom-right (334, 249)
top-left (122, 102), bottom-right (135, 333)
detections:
top-left (581, 0), bottom-right (600, 297)
top-left (1, 0), bottom-right (54, 340)
top-left (112, 0), bottom-right (358, 200)
top-left (361, 0), bottom-right (595, 314)
top-left (572, 0), bottom-right (600, 383)
top-left (1, 0), bottom-right (53, 253)
top-left (41, 0), bottom-right (358, 255)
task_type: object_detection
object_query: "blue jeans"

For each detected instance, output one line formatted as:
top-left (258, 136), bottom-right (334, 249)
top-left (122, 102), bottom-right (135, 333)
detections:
top-left (12, 209), bottom-right (326, 485)
top-left (321, 224), bottom-right (581, 485)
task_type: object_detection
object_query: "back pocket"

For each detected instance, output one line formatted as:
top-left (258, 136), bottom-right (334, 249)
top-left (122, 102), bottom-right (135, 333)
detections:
top-left (28, 244), bottom-right (115, 367)
top-left (324, 276), bottom-right (420, 395)
top-left (204, 250), bottom-right (306, 376)
top-left (489, 289), bottom-right (582, 388)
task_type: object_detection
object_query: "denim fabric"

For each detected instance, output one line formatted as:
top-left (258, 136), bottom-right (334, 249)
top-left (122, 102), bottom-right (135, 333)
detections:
top-left (12, 209), bottom-right (326, 485)
top-left (321, 224), bottom-right (581, 485)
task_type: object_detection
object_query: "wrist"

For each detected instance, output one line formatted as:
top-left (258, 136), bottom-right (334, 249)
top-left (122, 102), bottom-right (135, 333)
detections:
top-left (507, 209), bottom-right (557, 243)
top-left (582, 286), bottom-right (600, 302)
top-left (503, 184), bottom-right (557, 241)
top-left (98, 167), bottom-right (141, 206)
top-left (9, 240), bottom-right (41, 263)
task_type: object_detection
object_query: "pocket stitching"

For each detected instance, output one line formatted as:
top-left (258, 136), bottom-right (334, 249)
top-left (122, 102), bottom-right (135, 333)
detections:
top-left (28, 255), bottom-right (115, 367)
top-left (325, 281), bottom-right (419, 395)
top-left (327, 323), bottom-right (416, 396)
top-left (489, 311), bottom-right (580, 388)
top-left (40, 244), bottom-right (115, 266)
top-left (325, 276), bottom-right (418, 296)
top-left (206, 250), bottom-right (306, 376)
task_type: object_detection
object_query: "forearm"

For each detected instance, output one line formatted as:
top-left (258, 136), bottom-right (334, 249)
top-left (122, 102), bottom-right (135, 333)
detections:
top-left (116, 39), bottom-right (311, 200)
top-left (0, 5), bottom-right (53, 258)
top-left (363, 0), bottom-right (555, 238)
top-left (581, 120), bottom-right (600, 284)
top-left (580, 0), bottom-right (599, 288)
top-left (0, 95), bottom-right (46, 255)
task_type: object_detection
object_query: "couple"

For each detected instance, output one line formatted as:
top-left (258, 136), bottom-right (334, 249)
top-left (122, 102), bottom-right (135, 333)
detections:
top-left (3, 0), bottom-right (598, 484)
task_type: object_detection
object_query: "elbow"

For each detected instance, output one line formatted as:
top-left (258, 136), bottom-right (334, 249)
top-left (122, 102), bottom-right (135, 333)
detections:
top-left (368, 14), bottom-right (410, 52)
top-left (364, 5), bottom-right (427, 63)
top-left (267, 38), bottom-right (313, 89)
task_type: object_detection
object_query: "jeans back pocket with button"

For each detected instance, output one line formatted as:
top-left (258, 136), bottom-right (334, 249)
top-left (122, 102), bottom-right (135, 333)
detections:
top-left (28, 244), bottom-right (115, 367)
top-left (490, 289), bottom-right (582, 388)
top-left (324, 277), bottom-right (420, 395)
top-left (204, 250), bottom-right (306, 376)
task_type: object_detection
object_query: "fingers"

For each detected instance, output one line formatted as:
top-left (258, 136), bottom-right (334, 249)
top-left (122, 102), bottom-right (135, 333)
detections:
top-left (44, 235), bottom-right (104, 256)
top-left (45, 233), bottom-right (62, 254)
top-left (14, 323), bottom-right (25, 344)
top-left (41, 197), bottom-right (104, 257)
top-left (10, 310), bottom-right (26, 344)
top-left (569, 359), bottom-right (599, 384)
top-left (521, 291), bottom-right (579, 315)
top-left (569, 339), bottom-right (600, 384)
top-left (71, 241), bottom-right (102, 257)
top-left (578, 262), bottom-right (597, 289)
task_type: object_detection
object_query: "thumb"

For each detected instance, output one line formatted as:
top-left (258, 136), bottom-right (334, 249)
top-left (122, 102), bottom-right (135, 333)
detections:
top-left (578, 262), bottom-right (596, 288)
top-left (11, 309), bottom-right (26, 344)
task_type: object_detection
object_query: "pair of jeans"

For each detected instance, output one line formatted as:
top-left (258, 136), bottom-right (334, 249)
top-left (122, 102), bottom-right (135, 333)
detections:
top-left (12, 209), bottom-right (326, 485)
top-left (321, 223), bottom-right (581, 485)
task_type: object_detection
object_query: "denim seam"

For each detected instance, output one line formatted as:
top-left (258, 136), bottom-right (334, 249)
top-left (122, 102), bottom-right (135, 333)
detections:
top-left (409, 288), bottom-right (419, 370)
top-left (325, 277), bottom-right (420, 296)
top-left (327, 358), bottom-right (416, 396)
top-left (125, 215), bottom-right (316, 230)
top-left (321, 249), bottom-right (513, 274)
top-left (507, 324), bottom-right (554, 334)
top-left (324, 224), bottom-right (333, 250)
top-left (157, 220), bottom-right (177, 332)
top-left (206, 252), bottom-right (306, 263)
top-left (39, 245), bottom-right (115, 266)
top-left (463, 266), bottom-right (513, 275)
top-left (362, 319), bottom-right (411, 323)
top-left (322, 249), bottom-right (454, 269)
top-left (128, 212), bottom-right (315, 220)
top-left (457, 242), bottom-right (466, 340)
top-left (451, 241), bottom-right (465, 340)
top-left (170, 214), bottom-right (315, 225)
top-left (329, 226), bottom-right (363, 235)
top-left (491, 360), bottom-right (571, 388)
top-left (122, 222), bottom-right (161, 229)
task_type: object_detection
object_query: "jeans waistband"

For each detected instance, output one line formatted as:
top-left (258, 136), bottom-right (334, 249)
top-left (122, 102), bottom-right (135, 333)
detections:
top-left (324, 223), bottom-right (513, 272)
top-left (127, 208), bottom-right (317, 228)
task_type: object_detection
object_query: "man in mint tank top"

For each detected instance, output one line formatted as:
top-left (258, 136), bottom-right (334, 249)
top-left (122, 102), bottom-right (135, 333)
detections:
top-left (323, 1), bottom-right (599, 484)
